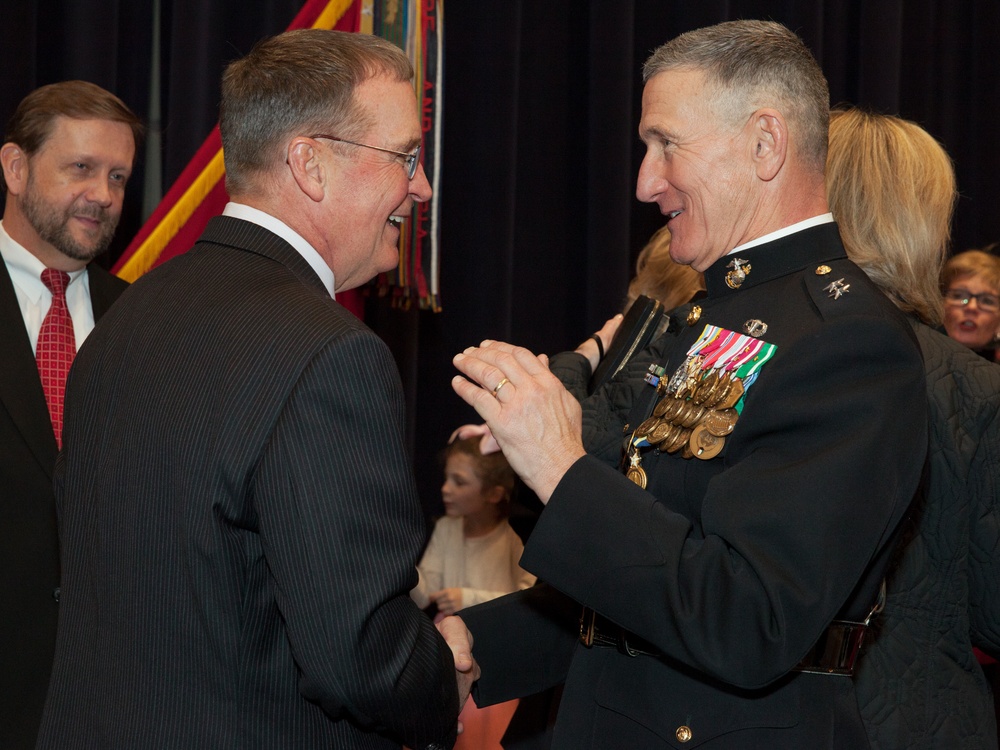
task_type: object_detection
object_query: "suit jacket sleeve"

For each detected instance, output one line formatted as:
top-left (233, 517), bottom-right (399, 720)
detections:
top-left (461, 583), bottom-right (580, 706)
top-left (254, 328), bottom-right (457, 747)
top-left (522, 313), bottom-right (926, 690)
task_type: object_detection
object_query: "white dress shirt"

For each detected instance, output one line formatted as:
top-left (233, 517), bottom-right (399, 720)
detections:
top-left (222, 202), bottom-right (336, 298)
top-left (0, 221), bottom-right (94, 353)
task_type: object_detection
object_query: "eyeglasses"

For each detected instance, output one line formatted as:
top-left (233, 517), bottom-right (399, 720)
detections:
top-left (944, 287), bottom-right (1000, 312)
top-left (310, 134), bottom-right (421, 179)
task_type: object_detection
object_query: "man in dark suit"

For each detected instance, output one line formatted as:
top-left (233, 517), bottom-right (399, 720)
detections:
top-left (0, 80), bottom-right (140, 749)
top-left (451, 21), bottom-right (927, 748)
top-left (37, 30), bottom-right (473, 749)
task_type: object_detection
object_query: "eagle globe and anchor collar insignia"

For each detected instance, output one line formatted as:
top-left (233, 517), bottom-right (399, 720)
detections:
top-left (725, 257), bottom-right (751, 289)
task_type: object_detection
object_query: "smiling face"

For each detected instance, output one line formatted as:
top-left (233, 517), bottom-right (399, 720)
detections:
top-left (942, 274), bottom-right (1000, 350)
top-left (3, 116), bottom-right (134, 269)
top-left (320, 74), bottom-right (431, 292)
top-left (636, 68), bottom-right (760, 272)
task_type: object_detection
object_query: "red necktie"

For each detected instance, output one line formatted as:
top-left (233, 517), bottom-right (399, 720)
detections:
top-left (36, 269), bottom-right (77, 448)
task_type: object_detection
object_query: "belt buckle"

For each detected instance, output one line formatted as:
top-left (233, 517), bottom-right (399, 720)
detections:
top-left (579, 607), bottom-right (596, 647)
top-left (794, 620), bottom-right (867, 675)
top-left (616, 629), bottom-right (640, 658)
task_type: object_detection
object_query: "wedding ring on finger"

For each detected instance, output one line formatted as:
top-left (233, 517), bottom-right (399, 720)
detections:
top-left (492, 378), bottom-right (510, 399)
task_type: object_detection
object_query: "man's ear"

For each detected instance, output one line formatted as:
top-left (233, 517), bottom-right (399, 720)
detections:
top-left (285, 137), bottom-right (326, 202)
top-left (1, 142), bottom-right (28, 196)
top-left (750, 109), bottom-right (787, 182)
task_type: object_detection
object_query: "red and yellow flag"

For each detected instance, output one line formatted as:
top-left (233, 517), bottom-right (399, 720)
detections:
top-left (114, 0), bottom-right (443, 314)
top-left (113, 0), bottom-right (363, 311)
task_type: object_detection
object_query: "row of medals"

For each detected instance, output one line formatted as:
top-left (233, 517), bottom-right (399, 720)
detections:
top-left (625, 364), bottom-right (744, 488)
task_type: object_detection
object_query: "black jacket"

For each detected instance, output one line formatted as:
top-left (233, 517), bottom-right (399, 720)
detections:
top-left (0, 258), bottom-right (126, 750)
top-left (465, 224), bottom-right (928, 749)
top-left (855, 321), bottom-right (1000, 750)
top-left (37, 217), bottom-right (458, 749)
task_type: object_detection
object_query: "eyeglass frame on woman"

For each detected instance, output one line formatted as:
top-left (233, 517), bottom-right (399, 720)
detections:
top-left (309, 134), bottom-right (421, 179)
top-left (943, 287), bottom-right (1000, 312)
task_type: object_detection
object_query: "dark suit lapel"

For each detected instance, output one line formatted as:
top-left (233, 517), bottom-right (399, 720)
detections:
top-left (0, 261), bottom-right (56, 477)
top-left (198, 216), bottom-right (331, 298)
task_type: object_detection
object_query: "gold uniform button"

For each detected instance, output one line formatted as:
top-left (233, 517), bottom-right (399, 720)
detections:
top-left (687, 305), bottom-right (702, 326)
top-left (676, 725), bottom-right (692, 742)
top-left (815, 264), bottom-right (832, 275)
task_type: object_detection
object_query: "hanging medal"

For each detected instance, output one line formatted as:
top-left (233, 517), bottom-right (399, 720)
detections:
top-left (624, 322), bottom-right (778, 481)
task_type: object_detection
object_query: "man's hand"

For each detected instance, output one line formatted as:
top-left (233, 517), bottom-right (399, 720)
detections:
top-left (436, 615), bottom-right (480, 718)
top-left (430, 588), bottom-right (463, 616)
top-left (452, 341), bottom-right (586, 503)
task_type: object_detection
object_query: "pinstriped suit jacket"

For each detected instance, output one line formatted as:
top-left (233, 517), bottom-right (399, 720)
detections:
top-left (0, 258), bottom-right (127, 750)
top-left (36, 217), bottom-right (458, 749)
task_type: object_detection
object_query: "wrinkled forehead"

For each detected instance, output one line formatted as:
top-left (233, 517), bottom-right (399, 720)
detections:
top-left (639, 68), bottom-right (730, 139)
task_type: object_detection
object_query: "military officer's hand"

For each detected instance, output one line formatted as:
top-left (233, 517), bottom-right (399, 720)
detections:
top-left (452, 340), bottom-right (585, 503)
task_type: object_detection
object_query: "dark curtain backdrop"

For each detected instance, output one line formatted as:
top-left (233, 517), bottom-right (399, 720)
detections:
top-left (3, 0), bottom-right (998, 511)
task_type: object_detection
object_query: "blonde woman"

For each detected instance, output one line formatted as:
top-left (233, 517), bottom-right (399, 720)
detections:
top-left (827, 107), bottom-right (1000, 750)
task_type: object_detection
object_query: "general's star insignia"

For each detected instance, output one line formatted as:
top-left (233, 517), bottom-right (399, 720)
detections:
top-left (824, 278), bottom-right (850, 299)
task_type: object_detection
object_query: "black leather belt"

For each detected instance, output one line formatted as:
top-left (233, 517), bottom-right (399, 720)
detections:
top-left (579, 606), bottom-right (870, 675)
top-left (579, 608), bottom-right (661, 657)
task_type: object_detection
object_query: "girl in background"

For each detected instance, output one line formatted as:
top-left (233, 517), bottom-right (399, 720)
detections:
top-left (411, 437), bottom-right (536, 750)
top-left (412, 437), bottom-right (535, 618)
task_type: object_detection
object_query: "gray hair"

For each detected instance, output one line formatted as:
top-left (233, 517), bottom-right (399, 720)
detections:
top-left (643, 20), bottom-right (829, 172)
top-left (220, 29), bottom-right (413, 196)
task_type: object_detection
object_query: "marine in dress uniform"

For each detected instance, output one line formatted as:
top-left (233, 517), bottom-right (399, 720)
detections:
top-left (461, 220), bottom-right (926, 748)
top-left (451, 21), bottom-right (927, 749)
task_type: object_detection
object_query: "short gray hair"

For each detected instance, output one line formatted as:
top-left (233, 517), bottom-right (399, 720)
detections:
top-left (643, 20), bottom-right (829, 172)
top-left (220, 29), bottom-right (413, 196)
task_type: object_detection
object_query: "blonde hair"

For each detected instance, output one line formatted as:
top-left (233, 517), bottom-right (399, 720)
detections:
top-left (826, 108), bottom-right (957, 326)
top-left (625, 225), bottom-right (705, 312)
top-left (941, 250), bottom-right (1000, 295)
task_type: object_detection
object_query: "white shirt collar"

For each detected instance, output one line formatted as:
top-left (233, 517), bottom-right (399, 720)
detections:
top-left (727, 213), bottom-right (835, 255)
top-left (222, 202), bottom-right (336, 297)
top-left (0, 220), bottom-right (96, 350)
top-left (0, 220), bottom-right (87, 301)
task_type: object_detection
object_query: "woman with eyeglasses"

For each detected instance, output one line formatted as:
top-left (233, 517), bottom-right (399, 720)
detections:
top-left (941, 249), bottom-right (1000, 360)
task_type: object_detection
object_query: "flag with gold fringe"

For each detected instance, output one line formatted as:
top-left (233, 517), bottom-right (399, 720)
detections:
top-left (113, 0), bottom-right (444, 314)
top-left (363, 0), bottom-right (444, 311)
